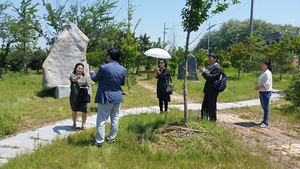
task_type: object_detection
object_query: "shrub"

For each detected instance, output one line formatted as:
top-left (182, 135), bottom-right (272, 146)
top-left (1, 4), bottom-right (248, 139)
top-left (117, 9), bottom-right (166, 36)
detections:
top-left (285, 73), bottom-right (300, 107)
top-left (243, 60), bottom-right (260, 72)
top-left (222, 61), bottom-right (232, 68)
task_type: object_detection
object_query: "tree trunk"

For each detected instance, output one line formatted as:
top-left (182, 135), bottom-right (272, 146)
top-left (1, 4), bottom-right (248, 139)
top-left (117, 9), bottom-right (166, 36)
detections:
top-left (279, 67), bottom-right (282, 81)
top-left (183, 30), bottom-right (191, 123)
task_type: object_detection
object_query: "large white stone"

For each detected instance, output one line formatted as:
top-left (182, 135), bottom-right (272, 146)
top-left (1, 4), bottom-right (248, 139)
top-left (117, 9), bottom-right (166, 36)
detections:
top-left (42, 23), bottom-right (91, 90)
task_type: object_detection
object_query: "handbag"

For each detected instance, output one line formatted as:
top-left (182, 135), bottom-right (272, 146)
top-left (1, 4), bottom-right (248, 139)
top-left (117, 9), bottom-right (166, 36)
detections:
top-left (79, 87), bottom-right (90, 103)
top-left (166, 76), bottom-right (173, 94)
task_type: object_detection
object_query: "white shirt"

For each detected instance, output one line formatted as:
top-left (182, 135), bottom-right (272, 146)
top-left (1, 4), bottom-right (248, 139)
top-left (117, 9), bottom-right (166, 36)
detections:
top-left (257, 69), bottom-right (272, 92)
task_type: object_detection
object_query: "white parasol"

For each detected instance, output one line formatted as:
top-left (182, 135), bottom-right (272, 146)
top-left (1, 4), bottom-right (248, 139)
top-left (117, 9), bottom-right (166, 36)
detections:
top-left (144, 48), bottom-right (172, 59)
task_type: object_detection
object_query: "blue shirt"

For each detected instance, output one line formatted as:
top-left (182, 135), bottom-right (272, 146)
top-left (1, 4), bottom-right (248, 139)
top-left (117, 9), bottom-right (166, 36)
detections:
top-left (90, 61), bottom-right (126, 104)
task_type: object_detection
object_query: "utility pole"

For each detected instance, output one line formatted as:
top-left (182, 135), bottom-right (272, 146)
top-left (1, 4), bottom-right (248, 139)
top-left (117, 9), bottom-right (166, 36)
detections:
top-left (249, 0), bottom-right (254, 35)
top-left (207, 21), bottom-right (216, 54)
top-left (163, 22), bottom-right (171, 49)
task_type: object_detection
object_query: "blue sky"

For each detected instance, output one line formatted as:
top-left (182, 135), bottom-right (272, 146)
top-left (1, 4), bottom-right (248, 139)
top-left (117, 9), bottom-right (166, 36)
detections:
top-left (114, 0), bottom-right (300, 49)
top-left (5, 0), bottom-right (300, 49)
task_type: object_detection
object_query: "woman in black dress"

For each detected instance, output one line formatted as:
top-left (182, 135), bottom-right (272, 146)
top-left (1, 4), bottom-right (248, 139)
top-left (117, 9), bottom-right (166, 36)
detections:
top-left (154, 59), bottom-right (171, 112)
top-left (70, 63), bottom-right (89, 129)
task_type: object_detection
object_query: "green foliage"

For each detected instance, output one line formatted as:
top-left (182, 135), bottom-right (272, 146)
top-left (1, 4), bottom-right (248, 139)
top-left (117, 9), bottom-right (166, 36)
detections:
top-left (0, 112), bottom-right (19, 137)
top-left (195, 19), bottom-right (299, 52)
top-left (243, 60), bottom-right (260, 72)
top-left (41, 0), bottom-right (118, 50)
top-left (86, 50), bottom-right (106, 67)
top-left (10, 0), bottom-right (41, 75)
top-left (28, 48), bottom-right (47, 73)
top-left (7, 49), bottom-right (23, 72)
top-left (285, 73), bottom-right (300, 107)
top-left (229, 42), bottom-right (250, 78)
top-left (222, 60), bottom-right (232, 68)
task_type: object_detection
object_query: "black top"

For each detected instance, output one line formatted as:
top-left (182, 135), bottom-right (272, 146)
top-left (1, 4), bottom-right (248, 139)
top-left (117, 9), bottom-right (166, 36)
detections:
top-left (202, 63), bottom-right (222, 94)
top-left (156, 68), bottom-right (171, 101)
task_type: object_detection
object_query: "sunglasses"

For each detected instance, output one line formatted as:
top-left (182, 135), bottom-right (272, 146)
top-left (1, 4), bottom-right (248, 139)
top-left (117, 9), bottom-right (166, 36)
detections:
top-left (159, 61), bottom-right (164, 63)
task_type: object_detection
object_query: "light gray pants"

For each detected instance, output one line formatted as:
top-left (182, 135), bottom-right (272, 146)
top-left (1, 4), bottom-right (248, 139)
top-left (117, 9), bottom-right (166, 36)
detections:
top-left (95, 103), bottom-right (120, 144)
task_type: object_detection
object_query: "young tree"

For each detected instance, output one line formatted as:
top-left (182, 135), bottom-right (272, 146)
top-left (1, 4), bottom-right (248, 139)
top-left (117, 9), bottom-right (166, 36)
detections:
top-left (136, 34), bottom-right (151, 74)
top-left (268, 32), bottom-right (293, 81)
top-left (0, 2), bottom-right (14, 77)
top-left (41, 0), bottom-right (118, 51)
top-left (181, 0), bottom-right (240, 123)
top-left (120, 0), bottom-right (140, 91)
top-left (229, 42), bottom-right (250, 78)
top-left (11, 0), bottom-right (40, 75)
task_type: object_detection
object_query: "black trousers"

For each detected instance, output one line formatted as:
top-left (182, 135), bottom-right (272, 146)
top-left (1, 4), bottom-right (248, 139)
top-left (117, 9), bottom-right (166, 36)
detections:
top-left (159, 99), bottom-right (168, 112)
top-left (201, 92), bottom-right (219, 121)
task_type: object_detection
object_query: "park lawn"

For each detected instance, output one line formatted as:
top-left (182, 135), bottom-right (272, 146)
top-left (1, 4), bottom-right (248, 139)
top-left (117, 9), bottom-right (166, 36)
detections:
top-left (0, 69), bottom-right (293, 138)
top-left (1, 109), bottom-right (280, 169)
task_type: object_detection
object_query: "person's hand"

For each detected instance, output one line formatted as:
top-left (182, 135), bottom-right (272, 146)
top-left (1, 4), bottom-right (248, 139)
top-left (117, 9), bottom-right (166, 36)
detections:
top-left (154, 67), bottom-right (159, 72)
top-left (199, 66), bottom-right (205, 73)
top-left (255, 85), bottom-right (260, 90)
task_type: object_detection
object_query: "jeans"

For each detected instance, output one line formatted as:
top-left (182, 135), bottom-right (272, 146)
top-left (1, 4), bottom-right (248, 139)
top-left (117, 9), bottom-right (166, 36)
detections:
top-left (95, 103), bottom-right (120, 144)
top-left (259, 91), bottom-right (272, 125)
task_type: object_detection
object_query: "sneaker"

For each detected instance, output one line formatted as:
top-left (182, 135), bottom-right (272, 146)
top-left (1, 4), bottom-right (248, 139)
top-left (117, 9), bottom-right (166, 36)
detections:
top-left (94, 143), bottom-right (103, 147)
top-left (259, 123), bottom-right (267, 128)
top-left (106, 137), bottom-right (115, 144)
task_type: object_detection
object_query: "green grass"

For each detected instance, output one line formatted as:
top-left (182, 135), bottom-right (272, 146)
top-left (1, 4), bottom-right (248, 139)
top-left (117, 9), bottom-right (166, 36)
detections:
top-left (1, 109), bottom-right (279, 169)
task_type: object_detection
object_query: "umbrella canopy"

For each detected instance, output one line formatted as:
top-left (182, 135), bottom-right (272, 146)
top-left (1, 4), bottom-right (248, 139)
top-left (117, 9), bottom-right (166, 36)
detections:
top-left (144, 48), bottom-right (171, 59)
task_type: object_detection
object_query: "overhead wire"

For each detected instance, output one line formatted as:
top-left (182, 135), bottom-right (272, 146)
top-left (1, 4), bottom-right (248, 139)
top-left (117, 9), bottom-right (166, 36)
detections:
top-left (189, 0), bottom-right (251, 46)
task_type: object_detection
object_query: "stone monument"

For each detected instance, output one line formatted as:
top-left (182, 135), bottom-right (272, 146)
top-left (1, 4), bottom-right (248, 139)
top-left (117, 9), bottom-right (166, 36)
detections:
top-left (42, 23), bottom-right (91, 98)
top-left (177, 54), bottom-right (199, 80)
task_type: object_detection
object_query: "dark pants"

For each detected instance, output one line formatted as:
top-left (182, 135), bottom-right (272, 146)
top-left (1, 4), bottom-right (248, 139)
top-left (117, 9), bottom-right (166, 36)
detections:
top-left (159, 99), bottom-right (168, 112)
top-left (201, 93), bottom-right (219, 121)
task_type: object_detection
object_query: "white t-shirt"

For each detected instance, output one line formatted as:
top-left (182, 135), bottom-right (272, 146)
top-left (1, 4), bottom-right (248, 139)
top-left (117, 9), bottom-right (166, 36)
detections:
top-left (257, 69), bottom-right (272, 92)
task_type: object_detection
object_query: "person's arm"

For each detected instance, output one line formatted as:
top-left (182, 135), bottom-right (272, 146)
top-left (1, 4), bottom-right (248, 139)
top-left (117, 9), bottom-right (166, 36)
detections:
top-left (90, 66), bottom-right (104, 82)
top-left (255, 72), bottom-right (272, 90)
top-left (202, 66), bottom-right (222, 81)
top-left (154, 67), bottom-right (160, 78)
top-left (70, 73), bottom-right (80, 83)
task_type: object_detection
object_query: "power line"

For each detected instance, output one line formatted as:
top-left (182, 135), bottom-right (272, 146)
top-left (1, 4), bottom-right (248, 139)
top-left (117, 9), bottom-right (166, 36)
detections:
top-left (189, 1), bottom-right (251, 46)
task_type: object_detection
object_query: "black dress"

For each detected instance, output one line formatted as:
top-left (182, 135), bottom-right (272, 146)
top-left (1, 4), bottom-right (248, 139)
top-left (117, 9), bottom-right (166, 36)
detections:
top-left (69, 73), bottom-right (89, 112)
top-left (156, 68), bottom-right (171, 102)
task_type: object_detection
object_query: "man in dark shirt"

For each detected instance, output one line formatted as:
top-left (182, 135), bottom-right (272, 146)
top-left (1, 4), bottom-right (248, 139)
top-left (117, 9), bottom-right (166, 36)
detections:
top-left (199, 53), bottom-right (222, 122)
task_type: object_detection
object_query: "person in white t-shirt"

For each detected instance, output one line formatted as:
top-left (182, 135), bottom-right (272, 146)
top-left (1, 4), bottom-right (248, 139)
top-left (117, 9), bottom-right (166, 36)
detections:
top-left (255, 59), bottom-right (272, 128)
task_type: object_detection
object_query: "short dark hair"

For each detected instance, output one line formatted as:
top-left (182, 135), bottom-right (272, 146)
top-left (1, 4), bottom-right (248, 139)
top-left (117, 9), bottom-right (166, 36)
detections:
top-left (72, 63), bottom-right (85, 76)
top-left (158, 59), bottom-right (168, 68)
top-left (207, 52), bottom-right (218, 60)
top-left (261, 59), bottom-right (272, 71)
top-left (108, 48), bottom-right (121, 61)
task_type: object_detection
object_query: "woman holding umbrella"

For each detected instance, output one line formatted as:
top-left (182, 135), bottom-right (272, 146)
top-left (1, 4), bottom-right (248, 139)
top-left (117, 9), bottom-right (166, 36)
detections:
top-left (154, 59), bottom-right (171, 112)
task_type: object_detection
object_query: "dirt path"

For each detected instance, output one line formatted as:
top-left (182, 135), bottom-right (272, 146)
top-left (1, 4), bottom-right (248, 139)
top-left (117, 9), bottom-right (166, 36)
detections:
top-left (137, 80), bottom-right (300, 168)
top-left (218, 112), bottom-right (300, 168)
top-left (137, 80), bottom-right (185, 103)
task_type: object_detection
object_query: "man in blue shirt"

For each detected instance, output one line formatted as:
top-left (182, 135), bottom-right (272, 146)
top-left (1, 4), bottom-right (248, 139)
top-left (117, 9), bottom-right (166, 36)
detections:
top-left (90, 48), bottom-right (126, 147)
